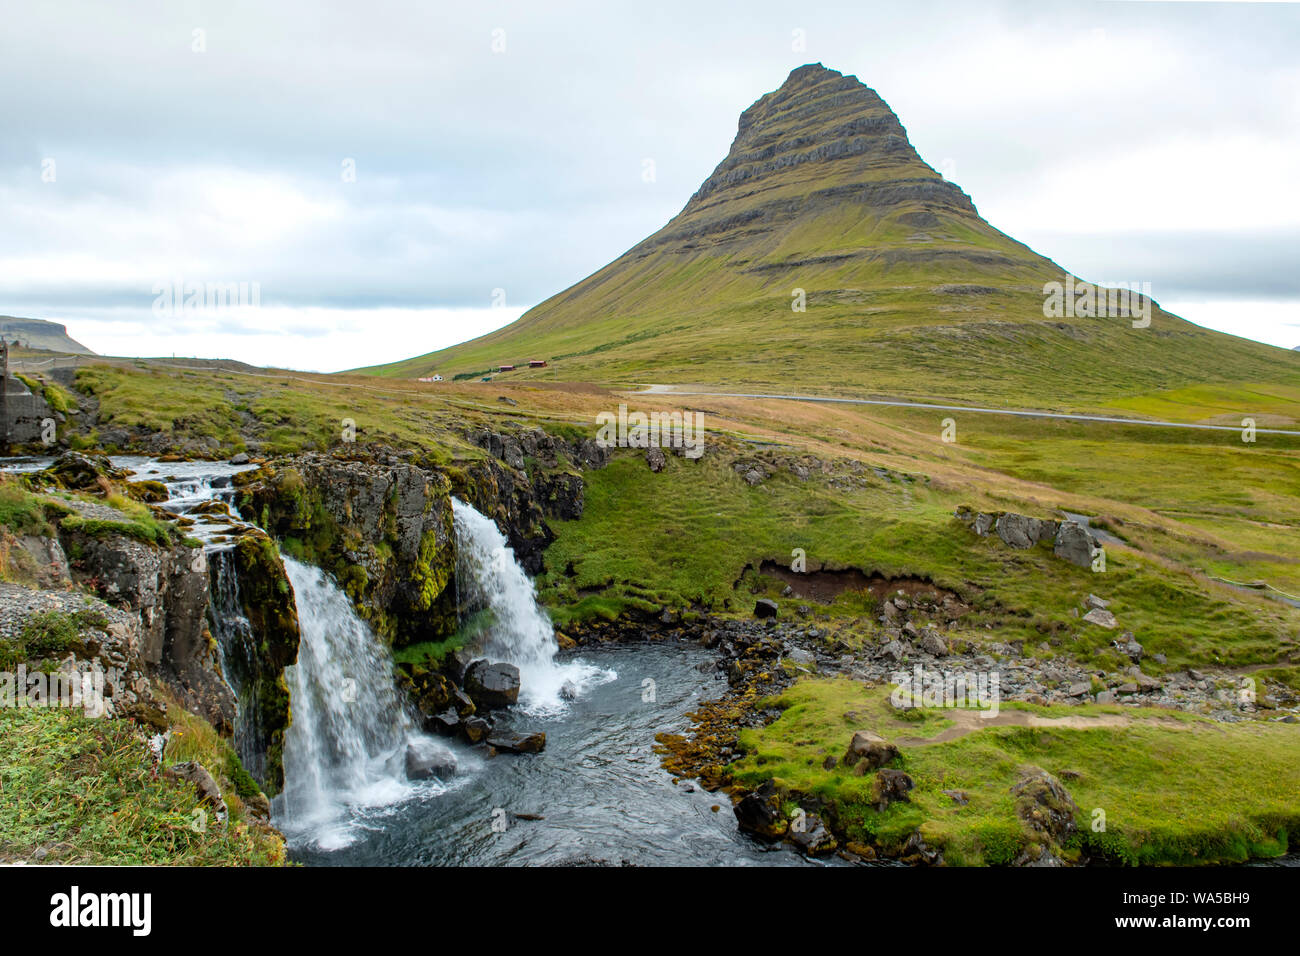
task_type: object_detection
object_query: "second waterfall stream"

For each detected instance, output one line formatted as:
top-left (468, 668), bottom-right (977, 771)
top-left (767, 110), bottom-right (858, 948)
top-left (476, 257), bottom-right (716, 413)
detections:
top-left (273, 498), bottom-right (613, 850)
top-left (450, 497), bottom-right (615, 716)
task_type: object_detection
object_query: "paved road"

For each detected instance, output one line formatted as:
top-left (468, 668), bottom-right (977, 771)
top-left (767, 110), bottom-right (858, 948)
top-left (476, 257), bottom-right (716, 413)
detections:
top-left (634, 385), bottom-right (1300, 437)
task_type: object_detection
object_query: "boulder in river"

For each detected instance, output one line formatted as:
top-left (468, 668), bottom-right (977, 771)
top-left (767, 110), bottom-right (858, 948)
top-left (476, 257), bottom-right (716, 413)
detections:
top-left (462, 716), bottom-right (492, 744)
top-left (431, 707), bottom-right (461, 736)
top-left (733, 781), bottom-right (787, 839)
top-left (464, 660), bottom-right (521, 711)
top-left (487, 730), bottom-right (546, 754)
top-left (788, 812), bottom-right (837, 856)
top-left (405, 740), bottom-right (457, 781)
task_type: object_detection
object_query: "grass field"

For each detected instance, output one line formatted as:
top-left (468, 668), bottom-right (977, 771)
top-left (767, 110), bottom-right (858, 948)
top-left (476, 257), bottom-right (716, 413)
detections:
top-left (731, 679), bottom-right (1300, 865)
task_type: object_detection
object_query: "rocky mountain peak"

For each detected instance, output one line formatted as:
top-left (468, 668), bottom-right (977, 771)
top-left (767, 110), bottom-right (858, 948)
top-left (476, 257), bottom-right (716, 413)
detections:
top-left (686, 63), bottom-right (952, 212)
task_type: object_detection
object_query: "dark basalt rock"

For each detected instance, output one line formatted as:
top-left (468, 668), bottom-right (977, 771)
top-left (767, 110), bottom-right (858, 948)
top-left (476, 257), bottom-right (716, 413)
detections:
top-left (463, 660), bottom-right (521, 711)
top-left (462, 716), bottom-right (492, 744)
top-left (754, 598), bottom-right (779, 619)
top-left (872, 768), bottom-right (914, 810)
top-left (733, 780), bottom-right (787, 839)
top-left (788, 812), bottom-right (837, 856)
top-left (404, 741), bottom-right (457, 781)
top-left (487, 730), bottom-right (546, 754)
top-left (431, 708), bottom-right (461, 736)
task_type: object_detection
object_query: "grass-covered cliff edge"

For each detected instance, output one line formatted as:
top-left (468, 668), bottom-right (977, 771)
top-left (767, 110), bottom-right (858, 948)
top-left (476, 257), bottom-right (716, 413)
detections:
top-left (0, 458), bottom-right (290, 865)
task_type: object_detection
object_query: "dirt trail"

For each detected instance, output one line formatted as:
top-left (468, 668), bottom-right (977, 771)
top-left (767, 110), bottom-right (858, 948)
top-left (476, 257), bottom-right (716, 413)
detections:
top-left (894, 708), bottom-right (1195, 746)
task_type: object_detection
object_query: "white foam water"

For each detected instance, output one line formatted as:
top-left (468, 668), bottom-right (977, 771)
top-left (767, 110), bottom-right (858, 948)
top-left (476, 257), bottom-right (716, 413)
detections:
top-left (275, 557), bottom-right (458, 851)
top-left (452, 498), bottom-right (615, 716)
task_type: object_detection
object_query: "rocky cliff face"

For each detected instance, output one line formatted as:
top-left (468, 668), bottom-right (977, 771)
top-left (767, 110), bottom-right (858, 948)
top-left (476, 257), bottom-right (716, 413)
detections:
top-left (236, 450), bottom-right (458, 647)
top-left (457, 426), bottom-right (602, 574)
top-left (60, 526), bottom-right (235, 732)
top-left (212, 532), bottom-right (300, 793)
top-left (235, 431), bottom-right (601, 637)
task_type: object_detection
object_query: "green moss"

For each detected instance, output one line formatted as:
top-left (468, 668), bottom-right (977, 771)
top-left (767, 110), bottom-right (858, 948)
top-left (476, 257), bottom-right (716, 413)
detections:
top-left (59, 514), bottom-right (178, 547)
top-left (21, 608), bottom-right (109, 657)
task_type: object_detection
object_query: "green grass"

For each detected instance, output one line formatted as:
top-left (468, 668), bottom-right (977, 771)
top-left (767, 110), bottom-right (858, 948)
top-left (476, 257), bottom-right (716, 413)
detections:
top-left (59, 514), bottom-right (180, 548)
top-left (75, 362), bottom-right (484, 461)
top-left (537, 446), bottom-right (1299, 674)
top-left (3, 608), bottom-right (111, 666)
top-left (0, 706), bottom-right (285, 865)
top-left (732, 678), bottom-right (1300, 865)
top-left (76, 364), bottom-right (246, 450)
top-left (0, 480), bottom-right (56, 537)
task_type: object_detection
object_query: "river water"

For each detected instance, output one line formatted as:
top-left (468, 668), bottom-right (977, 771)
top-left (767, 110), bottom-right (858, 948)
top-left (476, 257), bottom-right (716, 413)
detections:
top-left (289, 639), bottom-right (817, 867)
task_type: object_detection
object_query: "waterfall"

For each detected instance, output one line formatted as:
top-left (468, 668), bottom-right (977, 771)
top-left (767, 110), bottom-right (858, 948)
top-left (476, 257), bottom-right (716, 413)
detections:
top-left (275, 557), bottom-right (457, 851)
top-left (206, 549), bottom-right (264, 783)
top-left (452, 498), bottom-right (615, 716)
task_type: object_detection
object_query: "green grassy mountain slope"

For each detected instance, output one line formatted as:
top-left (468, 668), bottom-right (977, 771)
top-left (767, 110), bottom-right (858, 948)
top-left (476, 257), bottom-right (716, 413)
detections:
top-left (363, 63), bottom-right (1299, 408)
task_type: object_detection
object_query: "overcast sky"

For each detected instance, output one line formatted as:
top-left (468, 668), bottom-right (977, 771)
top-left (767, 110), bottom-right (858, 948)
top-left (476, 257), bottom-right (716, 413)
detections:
top-left (2, 0), bottom-right (1298, 371)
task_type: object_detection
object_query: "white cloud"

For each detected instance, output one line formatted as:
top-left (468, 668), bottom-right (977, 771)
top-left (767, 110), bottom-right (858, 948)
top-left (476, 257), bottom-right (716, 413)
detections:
top-left (1, 0), bottom-right (1298, 368)
top-left (60, 305), bottom-right (528, 373)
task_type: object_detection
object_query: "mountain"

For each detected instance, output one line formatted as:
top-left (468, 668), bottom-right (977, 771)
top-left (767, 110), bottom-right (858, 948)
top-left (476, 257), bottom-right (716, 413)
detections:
top-left (1, 316), bottom-right (95, 354)
top-left (364, 64), bottom-right (1298, 407)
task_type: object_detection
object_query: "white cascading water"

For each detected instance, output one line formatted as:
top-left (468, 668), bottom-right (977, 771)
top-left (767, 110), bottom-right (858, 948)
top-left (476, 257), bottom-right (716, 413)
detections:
top-left (276, 557), bottom-right (457, 850)
top-left (452, 498), bottom-right (615, 716)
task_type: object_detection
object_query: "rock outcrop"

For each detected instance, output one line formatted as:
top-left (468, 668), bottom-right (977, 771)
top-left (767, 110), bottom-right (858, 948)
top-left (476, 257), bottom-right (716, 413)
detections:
top-left (58, 510), bottom-right (236, 735)
top-left (237, 452), bottom-right (457, 647)
top-left (211, 532), bottom-right (301, 793)
top-left (1010, 765), bottom-right (1080, 866)
top-left (956, 507), bottom-right (1098, 569)
top-left (1053, 521), bottom-right (1100, 568)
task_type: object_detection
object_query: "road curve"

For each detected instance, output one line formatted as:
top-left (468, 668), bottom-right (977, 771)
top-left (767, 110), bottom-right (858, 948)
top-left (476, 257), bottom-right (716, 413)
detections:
top-left (632, 385), bottom-right (1300, 437)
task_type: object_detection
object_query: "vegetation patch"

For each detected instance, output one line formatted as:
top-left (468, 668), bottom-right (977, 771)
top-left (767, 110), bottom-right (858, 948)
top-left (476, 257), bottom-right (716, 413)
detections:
top-left (730, 677), bottom-right (1300, 865)
top-left (0, 705), bottom-right (285, 865)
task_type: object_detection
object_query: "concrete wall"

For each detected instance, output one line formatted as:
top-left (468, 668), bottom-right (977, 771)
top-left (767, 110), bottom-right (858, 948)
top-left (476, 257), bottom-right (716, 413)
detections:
top-left (2, 374), bottom-right (54, 445)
